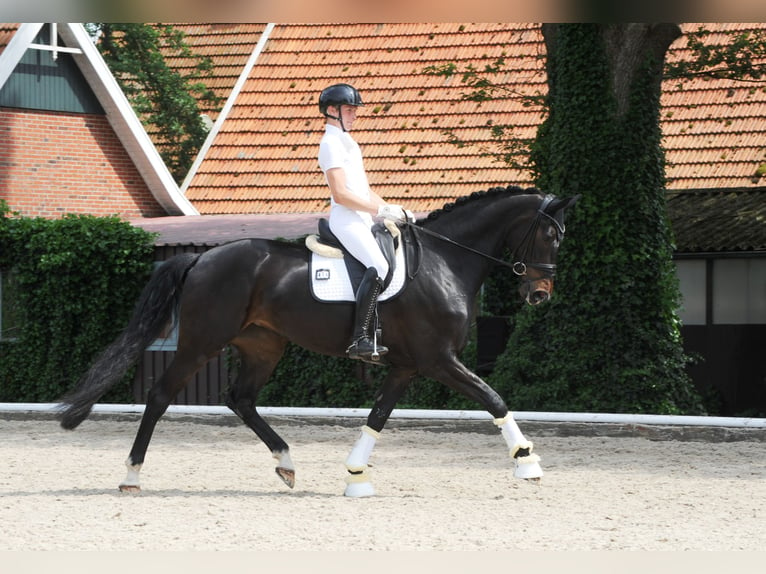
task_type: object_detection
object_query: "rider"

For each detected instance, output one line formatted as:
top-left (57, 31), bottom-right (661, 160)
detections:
top-left (318, 83), bottom-right (412, 361)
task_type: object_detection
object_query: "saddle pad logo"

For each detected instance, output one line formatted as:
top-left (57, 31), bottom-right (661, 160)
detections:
top-left (315, 268), bottom-right (331, 281)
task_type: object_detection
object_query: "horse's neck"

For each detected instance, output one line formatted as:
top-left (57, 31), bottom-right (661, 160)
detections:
top-left (420, 198), bottom-right (524, 290)
top-left (426, 199), bottom-right (519, 256)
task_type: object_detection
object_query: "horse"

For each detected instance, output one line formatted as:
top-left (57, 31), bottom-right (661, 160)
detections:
top-left (58, 185), bottom-right (579, 497)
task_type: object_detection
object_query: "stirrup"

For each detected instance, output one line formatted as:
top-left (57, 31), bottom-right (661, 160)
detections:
top-left (347, 337), bottom-right (388, 361)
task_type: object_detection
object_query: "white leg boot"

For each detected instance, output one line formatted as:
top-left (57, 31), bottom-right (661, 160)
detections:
top-left (494, 413), bottom-right (543, 480)
top-left (344, 425), bottom-right (379, 497)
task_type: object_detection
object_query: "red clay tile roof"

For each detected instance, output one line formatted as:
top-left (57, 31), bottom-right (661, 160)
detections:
top-left (177, 22), bottom-right (766, 217)
top-left (133, 23), bottom-right (268, 169)
top-left (0, 23), bottom-right (20, 54)
top-left (183, 23), bottom-right (546, 214)
top-left (663, 23), bottom-right (766, 190)
top-left (159, 23), bottom-right (268, 123)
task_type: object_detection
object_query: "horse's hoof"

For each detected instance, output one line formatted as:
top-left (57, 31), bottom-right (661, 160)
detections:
top-left (118, 484), bottom-right (141, 493)
top-left (344, 468), bottom-right (375, 497)
top-left (275, 467), bottom-right (295, 489)
top-left (344, 481), bottom-right (375, 498)
top-left (514, 453), bottom-right (543, 480)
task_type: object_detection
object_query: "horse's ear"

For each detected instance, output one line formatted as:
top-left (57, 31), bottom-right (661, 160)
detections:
top-left (544, 194), bottom-right (581, 216)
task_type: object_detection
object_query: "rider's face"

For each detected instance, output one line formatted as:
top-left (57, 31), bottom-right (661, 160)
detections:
top-left (335, 104), bottom-right (357, 130)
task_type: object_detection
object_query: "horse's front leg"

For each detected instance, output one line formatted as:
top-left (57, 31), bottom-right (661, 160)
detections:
top-left (426, 355), bottom-right (543, 481)
top-left (493, 412), bottom-right (543, 480)
top-left (343, 366), bottom-right (415, 497)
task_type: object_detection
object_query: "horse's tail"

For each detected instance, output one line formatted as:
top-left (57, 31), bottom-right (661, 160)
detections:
top-left (58, 252), bottom-right (200, 430)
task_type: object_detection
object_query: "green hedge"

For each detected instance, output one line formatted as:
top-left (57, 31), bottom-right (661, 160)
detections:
top-left (0, 204), bottom-right (156, 403)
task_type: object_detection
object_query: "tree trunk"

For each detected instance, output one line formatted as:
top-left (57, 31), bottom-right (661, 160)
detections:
top-left (542, 23), bottom-right (681, 116)
top-left (492, 24), bottom-right (704, 415)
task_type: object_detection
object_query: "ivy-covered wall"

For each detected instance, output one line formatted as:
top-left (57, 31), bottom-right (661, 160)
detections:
top-left (0, 203), bottom-right (156, 402)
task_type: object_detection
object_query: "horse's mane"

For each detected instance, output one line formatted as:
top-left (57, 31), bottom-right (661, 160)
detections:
top-left (419, 185), bottom-right (543, 225)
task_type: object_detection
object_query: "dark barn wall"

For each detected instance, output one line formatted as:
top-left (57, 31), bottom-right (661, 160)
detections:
top-left (475, 318), bottom-right (766, 417)
top-left (132, 243), bottom-right (233, 406)
top-left (682, 325), bottom-right (766, 416)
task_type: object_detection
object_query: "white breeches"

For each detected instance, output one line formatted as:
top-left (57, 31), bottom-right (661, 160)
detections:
top-left (330, 212), bottom-right (389, 279)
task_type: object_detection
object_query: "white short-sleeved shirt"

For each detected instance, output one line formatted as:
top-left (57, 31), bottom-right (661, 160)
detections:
top-left (318, 124), bottom-right (373, 225)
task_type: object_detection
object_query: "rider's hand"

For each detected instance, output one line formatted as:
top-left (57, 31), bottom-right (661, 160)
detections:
top-left (377, 203), bottom-right (407, 222)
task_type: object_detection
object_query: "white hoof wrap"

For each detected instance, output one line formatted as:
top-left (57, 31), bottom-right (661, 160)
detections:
top-left (344, 469), bottom-right (375, 498)
top-left (494, 415), bottom-right (544, 480)
top-left (343, 425), bottom-right (379, 497)
top-left (511, 442), bottom-right (543, 480)
top-left (514, 453), bottom-right (543, 479)
top-left (345, 425), bottom-right (379, 469)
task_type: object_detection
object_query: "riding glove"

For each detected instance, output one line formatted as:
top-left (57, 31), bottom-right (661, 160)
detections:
top-left (377, 204), bottom-right (408, 222)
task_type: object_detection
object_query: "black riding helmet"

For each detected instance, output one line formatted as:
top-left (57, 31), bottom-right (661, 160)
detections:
top-left (319, 83), bottom-right (364, 131)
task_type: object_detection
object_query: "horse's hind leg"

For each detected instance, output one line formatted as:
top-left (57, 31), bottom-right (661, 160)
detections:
top-left (119, 349), bottom-right (209, 492)
top-left (226, 326), bottom-right (295, 488)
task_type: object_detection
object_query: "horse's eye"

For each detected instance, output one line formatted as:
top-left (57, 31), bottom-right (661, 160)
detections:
top-left (546, 226), bottom-right (557, 240)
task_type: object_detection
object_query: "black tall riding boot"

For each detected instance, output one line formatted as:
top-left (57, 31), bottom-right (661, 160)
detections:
top-left (347, 267), bottom-right (388, 361)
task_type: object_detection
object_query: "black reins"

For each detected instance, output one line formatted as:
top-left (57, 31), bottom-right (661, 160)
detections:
top-left (403, 195), bottom-right (564, 278)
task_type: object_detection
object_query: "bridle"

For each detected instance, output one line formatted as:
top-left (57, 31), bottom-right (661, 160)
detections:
top-left (403, 195), bottom-right (565, 280)
top-left (508, 195), bottom-right (565, 279)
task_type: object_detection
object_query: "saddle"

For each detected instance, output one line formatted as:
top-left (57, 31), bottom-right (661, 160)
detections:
top-left (306, 218), bottom-right (399, 294)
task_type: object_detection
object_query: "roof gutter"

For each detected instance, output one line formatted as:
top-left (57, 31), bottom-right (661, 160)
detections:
top-left (674, 251), bottom-right (766, 260)
top-left (181, 23), bottom-right (276, 193)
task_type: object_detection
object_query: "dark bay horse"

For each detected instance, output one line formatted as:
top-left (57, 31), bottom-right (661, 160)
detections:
top-left (58, 186), bottom-right (578, 497)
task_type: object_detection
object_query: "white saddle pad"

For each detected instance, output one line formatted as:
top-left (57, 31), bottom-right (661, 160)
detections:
top-left (309, 245), bottom-right (406, 302)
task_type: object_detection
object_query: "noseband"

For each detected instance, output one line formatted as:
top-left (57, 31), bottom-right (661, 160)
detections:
top-left (405, 195), bottom-right (565, 280)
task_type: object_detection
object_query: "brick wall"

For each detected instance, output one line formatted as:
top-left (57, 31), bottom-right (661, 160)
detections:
top-left (0, 107), bottom-right (168, 219)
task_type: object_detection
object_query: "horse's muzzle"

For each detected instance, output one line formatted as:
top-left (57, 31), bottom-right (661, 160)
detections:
top-left (521, 278), bottom-right (553, 306)
top-left (528, 289), bottom-right (551, 305)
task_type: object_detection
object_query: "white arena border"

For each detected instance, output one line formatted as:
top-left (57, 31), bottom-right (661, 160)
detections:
top-left (1, 403), bottom-right (764, 428)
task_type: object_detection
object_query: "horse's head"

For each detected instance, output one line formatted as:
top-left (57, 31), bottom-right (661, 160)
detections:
top-left (513, 194), bottom-right (580, 306)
